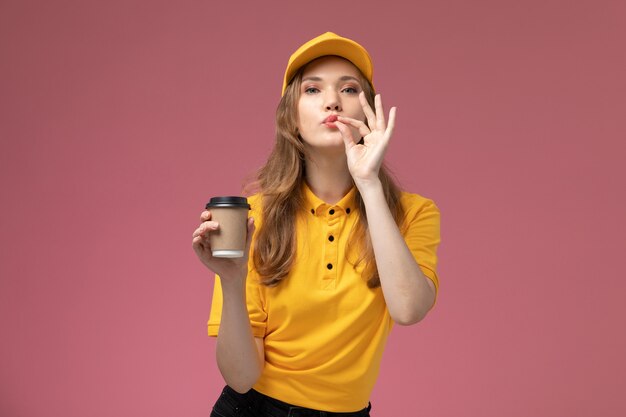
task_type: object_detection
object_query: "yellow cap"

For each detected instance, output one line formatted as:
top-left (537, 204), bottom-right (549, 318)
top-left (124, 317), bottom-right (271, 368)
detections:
top-left (282, 32), bottom-right (374, 96)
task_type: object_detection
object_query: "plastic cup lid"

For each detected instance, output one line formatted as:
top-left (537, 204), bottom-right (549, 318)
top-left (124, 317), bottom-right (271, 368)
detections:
top-left (205, 196), bottom-right (250, 209)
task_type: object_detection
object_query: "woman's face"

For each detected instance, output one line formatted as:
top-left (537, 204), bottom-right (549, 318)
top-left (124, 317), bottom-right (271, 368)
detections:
top-left (296, 56), bottom-right (366, 152)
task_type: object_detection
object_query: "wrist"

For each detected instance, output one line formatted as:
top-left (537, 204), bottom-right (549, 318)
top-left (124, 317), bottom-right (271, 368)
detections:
top-left (354, 177), bottom-right (383, 197)
top-left (219, 272), bottom-right (247, 293)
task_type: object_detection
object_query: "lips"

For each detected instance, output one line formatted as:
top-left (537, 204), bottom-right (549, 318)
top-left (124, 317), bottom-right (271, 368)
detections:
top-left (323, 115), bottom-right (338, 124)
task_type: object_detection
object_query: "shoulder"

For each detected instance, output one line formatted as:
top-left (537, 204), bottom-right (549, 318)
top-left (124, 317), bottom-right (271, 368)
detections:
top-left (399, 191), bottom-right (439, 217)
top-left (398, 191), bottom-right (441, 244)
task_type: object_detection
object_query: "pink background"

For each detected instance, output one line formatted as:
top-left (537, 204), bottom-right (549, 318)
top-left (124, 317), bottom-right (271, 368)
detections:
top-left (1, 0), bottom-right (625, 416)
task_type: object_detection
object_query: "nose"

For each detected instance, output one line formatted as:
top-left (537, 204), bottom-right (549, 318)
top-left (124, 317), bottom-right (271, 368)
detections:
top-left (324, 91), bottom-right (342, 112)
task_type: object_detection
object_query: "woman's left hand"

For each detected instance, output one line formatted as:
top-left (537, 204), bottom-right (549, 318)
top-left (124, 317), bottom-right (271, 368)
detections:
top-left (335, 92), bottom-right (396, 188)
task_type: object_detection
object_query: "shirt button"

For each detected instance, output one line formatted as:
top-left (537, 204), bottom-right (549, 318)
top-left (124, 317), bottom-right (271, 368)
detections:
top-left (328, 235), bottom-right (334, 242)
top-left (327, 263), bottom-right (333, 270)
top-left (329, 209), bottom-right (335, 215)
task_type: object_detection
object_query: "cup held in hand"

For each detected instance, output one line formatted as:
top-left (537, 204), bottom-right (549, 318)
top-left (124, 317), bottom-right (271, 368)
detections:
top-left (205, 196), bottom-right (250, 258)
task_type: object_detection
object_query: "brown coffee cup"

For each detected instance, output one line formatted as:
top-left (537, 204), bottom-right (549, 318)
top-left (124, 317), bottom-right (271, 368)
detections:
top-left (205, 196), bottom-right (250, 258)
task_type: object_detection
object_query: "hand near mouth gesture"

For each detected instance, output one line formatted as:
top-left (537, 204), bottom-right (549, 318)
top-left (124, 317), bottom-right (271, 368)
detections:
top-left (335, 92), bottom-right (396, 189)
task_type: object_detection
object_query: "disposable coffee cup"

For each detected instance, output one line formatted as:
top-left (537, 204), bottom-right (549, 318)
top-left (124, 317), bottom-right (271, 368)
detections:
top-left (205, 196), bottom-right (250, 258)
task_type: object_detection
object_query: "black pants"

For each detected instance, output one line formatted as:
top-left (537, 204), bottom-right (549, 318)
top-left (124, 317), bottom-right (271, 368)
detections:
top-left (210, 385), bottom-right (372, 417)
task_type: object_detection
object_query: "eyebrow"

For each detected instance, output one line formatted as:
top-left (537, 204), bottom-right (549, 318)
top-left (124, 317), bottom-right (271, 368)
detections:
top-left (302, 75), bottom-right (361, 83)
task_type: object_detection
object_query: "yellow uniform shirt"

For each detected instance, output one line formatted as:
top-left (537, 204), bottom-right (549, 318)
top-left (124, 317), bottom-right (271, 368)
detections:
top-left (208, 183), bottom-right (440, 412)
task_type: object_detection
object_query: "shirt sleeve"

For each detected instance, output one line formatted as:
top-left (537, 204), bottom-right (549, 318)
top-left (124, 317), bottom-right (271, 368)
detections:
top-left (207, 269), bottom-right (268, 338)
top-left (401, 193), bottom-right (441, 295)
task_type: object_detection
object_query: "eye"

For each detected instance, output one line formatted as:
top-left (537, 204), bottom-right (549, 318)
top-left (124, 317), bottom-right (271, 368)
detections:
top-left (304, 86), bottom-right (320, 94)
top-left (342, 86), bottom-right (360, 94)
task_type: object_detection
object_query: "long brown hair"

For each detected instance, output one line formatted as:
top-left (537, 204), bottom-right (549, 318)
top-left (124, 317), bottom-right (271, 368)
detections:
top-left (249, 59), bottom-right (405, 288)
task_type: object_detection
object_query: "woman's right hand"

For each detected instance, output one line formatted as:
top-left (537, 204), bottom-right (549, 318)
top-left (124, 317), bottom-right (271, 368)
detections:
top-left (192, 210), bottom-right (255, 283)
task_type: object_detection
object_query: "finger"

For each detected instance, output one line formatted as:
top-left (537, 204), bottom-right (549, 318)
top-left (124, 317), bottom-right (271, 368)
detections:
top-left (200, 210), bottom-right (212, 222)
top-left (192, 221), bottom-right (219, 239)
top-left (336, 116), bottom-right (371, 138)
top-left (374, 94), bottom-right (385, 129)
top-left (335, 121), bottom-right (357, 152)
top-left (192, 235), bottom-right (206, 251)
top-left (192, 225), bottom-right (203, 239)
top-left (192, 233), bottom-right (210, 255)
top-left (192, 237), bottom-right (214, 262)
top-left (386, 107), bottom-right (397, 139)
top-left (359, 91), bottom-right (377, 130)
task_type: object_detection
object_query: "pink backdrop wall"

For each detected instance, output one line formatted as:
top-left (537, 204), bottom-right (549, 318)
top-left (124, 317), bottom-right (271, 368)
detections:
top-left (1, 0), bottom-right (625, 416)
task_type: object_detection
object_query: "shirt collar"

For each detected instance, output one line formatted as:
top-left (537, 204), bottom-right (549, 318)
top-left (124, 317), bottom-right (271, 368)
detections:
top-left (302, 181), bottom-right (357, 216)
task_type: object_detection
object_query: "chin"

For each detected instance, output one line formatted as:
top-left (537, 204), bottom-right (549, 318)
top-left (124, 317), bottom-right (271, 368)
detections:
top-left (310, 137), bottom-right (344, 148)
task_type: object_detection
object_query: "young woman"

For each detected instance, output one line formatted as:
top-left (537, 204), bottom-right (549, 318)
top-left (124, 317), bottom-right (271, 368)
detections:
top-left (192, 32), bottom-right (440, 417)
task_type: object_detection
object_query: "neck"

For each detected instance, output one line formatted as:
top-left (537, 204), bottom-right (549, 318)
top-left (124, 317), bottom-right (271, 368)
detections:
top-left (304, 150), bottom-right (353, 204)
